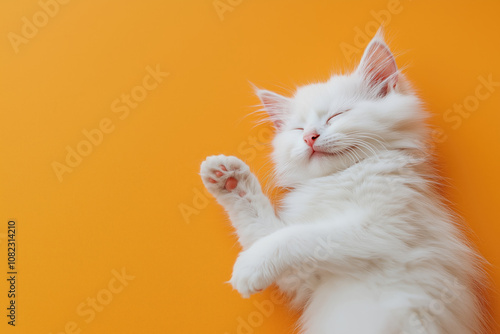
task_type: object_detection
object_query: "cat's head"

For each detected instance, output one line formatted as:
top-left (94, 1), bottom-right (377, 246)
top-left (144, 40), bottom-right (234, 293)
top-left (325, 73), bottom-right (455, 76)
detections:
top-left (256, 29), bottom-right (427, 186)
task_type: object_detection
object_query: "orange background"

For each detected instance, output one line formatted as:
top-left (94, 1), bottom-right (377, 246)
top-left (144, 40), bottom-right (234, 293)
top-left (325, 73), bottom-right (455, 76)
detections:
top-left (0, 0), bottom-right (499, 333)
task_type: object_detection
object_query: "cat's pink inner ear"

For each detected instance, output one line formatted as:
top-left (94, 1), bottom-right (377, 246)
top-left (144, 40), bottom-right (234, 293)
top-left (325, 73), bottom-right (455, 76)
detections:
top-left (359, 40), bottom-right (398, 95)
top-left (256, 89), bottom-right (289, 130)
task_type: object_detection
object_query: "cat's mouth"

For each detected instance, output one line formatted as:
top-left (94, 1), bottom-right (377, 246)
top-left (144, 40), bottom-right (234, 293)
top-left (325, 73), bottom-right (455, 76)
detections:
top-left (310, 145), bottom-right (357, 159)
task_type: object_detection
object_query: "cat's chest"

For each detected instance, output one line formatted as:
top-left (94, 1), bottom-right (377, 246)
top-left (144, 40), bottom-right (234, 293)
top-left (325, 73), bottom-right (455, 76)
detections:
top-left (278, 168), bottom-right (402, 224)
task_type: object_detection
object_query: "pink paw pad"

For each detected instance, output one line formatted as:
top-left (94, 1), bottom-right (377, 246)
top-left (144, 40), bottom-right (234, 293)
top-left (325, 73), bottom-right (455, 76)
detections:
top-left (216, 165), bottom-right (244, 196)
top-left (225, 177), bottom-right (238, 191)
top-left (202, 158), bottom-right (248, 198)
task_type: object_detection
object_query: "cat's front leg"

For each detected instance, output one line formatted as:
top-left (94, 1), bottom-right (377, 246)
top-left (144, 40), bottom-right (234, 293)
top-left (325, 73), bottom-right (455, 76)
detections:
top-left (200, 155), bottom-right (282, 248)
top-left (229, 225), bottom-right (333, 298)
top-left (230, 218), bottom-right (405, 298)
top-left (229, 243), bottom-right (276, 298)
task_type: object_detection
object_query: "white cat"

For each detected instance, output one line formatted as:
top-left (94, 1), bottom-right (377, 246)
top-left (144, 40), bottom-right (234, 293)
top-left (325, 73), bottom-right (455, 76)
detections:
top-left (200, 29), bottom-right (488, 334)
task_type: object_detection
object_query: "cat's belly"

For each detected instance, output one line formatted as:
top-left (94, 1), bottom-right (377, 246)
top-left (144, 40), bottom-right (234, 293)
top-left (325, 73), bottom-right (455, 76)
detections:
top-left (299, 276), bottom-right (432, 334)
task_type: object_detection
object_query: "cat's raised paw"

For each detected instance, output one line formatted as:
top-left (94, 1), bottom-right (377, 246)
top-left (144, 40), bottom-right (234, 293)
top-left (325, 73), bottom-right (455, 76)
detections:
top-left (200, 155), bottom-right (252, 198)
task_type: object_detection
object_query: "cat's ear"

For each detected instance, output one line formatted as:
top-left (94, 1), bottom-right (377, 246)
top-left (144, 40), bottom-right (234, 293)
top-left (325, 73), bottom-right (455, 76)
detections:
top-left (357, 28), bottom-right (398, 96)
top-left (255, 89), bottom-right (290, 130)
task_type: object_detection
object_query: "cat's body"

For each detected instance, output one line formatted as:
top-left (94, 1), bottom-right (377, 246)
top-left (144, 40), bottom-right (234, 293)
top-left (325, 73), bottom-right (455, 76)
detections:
top-left (200, 29), bottom-right (487, 334)
top-left (277, 150), bottom-right (482, 334)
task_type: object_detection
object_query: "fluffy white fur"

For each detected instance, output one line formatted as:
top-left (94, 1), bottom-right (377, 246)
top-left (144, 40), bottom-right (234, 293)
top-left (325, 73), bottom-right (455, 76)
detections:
top-left (200, 29), bottom-right (488, 334)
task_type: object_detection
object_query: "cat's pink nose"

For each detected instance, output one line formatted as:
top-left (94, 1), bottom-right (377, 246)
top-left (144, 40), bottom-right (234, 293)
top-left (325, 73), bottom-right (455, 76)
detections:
top-left (303, 133), bottom-right (320, 148)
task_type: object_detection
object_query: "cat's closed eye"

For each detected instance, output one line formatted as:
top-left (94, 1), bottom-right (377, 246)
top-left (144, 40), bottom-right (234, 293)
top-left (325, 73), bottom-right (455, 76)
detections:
top-left (326, 109), bottom-right (350, 124)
